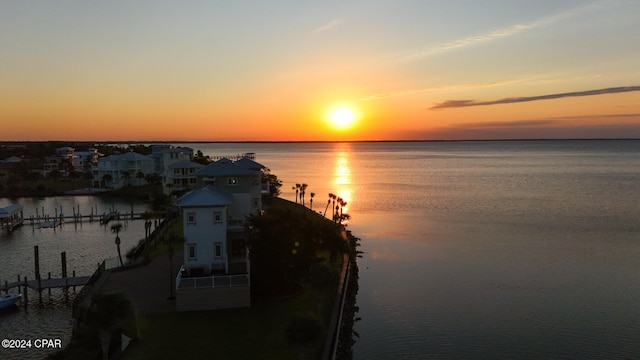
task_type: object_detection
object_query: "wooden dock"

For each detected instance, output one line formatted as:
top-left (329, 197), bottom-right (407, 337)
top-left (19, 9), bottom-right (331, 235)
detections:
top-left (4, 276), bottom-right (90, 291)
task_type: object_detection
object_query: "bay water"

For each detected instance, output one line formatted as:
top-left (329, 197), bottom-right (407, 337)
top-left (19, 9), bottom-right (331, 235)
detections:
top-left (193, 140), bottom-right (640, 359)
top-left (0, 196), bottom-right (149, 360)
top-left (1, 140), bottom-right (639, 359)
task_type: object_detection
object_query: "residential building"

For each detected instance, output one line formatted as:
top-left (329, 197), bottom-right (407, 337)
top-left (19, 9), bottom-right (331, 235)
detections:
top-left (164, 160), bottom-right (204, 195)
top-left (175, 156), bottom-right (266, 311)
top-left (74, 148), bottom-right (102, 171)
top-left (43, 147), bottom-right (78, 177)
top-left (92, 152), bottom-right (154, 189)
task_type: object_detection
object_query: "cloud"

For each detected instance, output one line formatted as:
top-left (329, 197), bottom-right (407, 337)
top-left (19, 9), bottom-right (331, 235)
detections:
top-left (313, 19), bottom-right (340, 33)
top-left (405, 1), bottom-right (603, 60)
top-left (406, 23), bottom-right (532, 59)
top-left (360, 79), bottom-right (525, 101)
top-left (430, 86), bottom-right (640, 110)
top-left (456, 120), bottom-right (557, 128)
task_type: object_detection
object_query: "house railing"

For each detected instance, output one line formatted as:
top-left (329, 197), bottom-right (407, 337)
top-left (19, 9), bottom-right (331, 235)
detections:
top-left (175, 267), bottom-right (249, 290)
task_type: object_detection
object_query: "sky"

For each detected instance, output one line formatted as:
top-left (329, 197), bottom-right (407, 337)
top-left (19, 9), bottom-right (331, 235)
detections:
top-left (1, 0), bottom-right (639, 141)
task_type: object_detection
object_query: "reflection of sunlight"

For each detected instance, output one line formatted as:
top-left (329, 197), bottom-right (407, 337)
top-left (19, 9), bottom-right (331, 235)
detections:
top-left (334, 152), bottom-right (351, 186)
top-left (333, 150), bottom-right (353, 215)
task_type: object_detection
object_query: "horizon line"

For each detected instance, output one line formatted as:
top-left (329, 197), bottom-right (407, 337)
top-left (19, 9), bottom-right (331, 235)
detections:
top-left (1, 138), bottom-right (639, 145)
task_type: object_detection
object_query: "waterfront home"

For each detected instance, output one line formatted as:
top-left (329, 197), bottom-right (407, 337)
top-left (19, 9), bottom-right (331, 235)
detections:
top-left (175, 186), bottom-right (251, 311)
top-left (92, 152), bottom-right (154, 189)
top-left (163, 160), bottom-right (204, 196)
top-left (74, 148), bottom-right (102, 171)
top-left (194, 157), bottom-right (265, 213)
top-left (159, 147), bottom-right (198, 195)
top-left (43, 147), bottom-right (79, 177)
top-left (175, 157), bottom-right (266, 311)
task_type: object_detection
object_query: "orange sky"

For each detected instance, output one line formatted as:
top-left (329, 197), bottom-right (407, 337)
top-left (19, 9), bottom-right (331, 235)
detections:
top-left (2, 1), bottom-right (639, 141)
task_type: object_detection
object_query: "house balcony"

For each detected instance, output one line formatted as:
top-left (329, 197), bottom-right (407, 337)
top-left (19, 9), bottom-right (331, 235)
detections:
top-left (227, 218), bottom-right (246, 231)
top-left (176, 266), bottom-right (249, 290)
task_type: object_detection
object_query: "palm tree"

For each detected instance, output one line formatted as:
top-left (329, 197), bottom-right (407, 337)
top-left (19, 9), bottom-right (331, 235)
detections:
top-left (330, 193), bottom-right (337, 219)
top-left (101, 174), bottom-right (112, 188)
top-left (294, 183), bottom-right (301, 204)
top-left (300, 183), bottom-right (308, 206)
top-left (111, 223), bottom-right (124, 266)
top-left (122, 171), bottom-right (130, 186)
top-left (339, 199), bottom-right (347, 220)
top-left (309, 192), bottom-right (315, 211)
top-left (136, 171), bottom-right (145, 186)
top-left (324, 193), bottom-right (334, 218)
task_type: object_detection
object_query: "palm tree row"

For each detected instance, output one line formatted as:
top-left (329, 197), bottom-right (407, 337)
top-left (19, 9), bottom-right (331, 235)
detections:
top-left (294, 186), bottom-right (350, 224)
top-left (292, 183), bottom-right (310, 206)
top-left (322, 193), bottom-right (349, 224)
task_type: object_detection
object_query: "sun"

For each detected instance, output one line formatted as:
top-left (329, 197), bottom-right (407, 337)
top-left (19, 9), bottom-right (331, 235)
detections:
top-left (327, 106), bottom-right (358, 130)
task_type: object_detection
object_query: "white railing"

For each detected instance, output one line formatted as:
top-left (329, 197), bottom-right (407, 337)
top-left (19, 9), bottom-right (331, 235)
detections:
top-left (176, 268), bottom-right (249, 290)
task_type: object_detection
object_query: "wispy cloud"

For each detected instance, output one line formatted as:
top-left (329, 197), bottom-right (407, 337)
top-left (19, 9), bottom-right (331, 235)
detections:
top-left (360, 79), bottom-right (525, 101)
top-left (313, 19), bottom-right (340, 34)
top-left (360, 74), bottom-right (603, 102)
top-left (430, 86), bottom-right (640, 110)
top-left (405, 1), bottom-right (604, 60)
top-left (454, 119), bottom-right (557, 128)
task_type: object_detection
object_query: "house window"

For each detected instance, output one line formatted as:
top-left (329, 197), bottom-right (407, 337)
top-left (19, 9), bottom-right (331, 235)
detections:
top-left (187, 212), bottom-right (196, 225)
top-left (253, 176), bottom-right (259, 185)
top-left (251, 198), bottom-right (259, 208)
top-left (188, 244), bottom-right (197, 260)
top-left (214, 242), bottom-right (222, 258)
top-left (227, 177), bottom-right (238, 185)
top-left (213, 211), bottom-right (222, 224)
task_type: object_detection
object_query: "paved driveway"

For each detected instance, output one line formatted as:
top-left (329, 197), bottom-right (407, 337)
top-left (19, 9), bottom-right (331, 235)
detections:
top-left (100, 250), bottom-right (184, 314)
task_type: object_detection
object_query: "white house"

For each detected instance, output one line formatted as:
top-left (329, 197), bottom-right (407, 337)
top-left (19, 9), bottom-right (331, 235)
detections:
top-left (164, 160), bottom-right (204, 195)
top-left (92, 152), bottom-right (154, 189)
top-left (194, 158), bottom-right (264, 215)
top-left (174, 157), bottom-right (266, 311)
top-left (159, 147), bottom-right (199, 195)
top-left (175, 186), bottom-right (251, 311)
top-left (74, 148), bottom-right (102, 171)
top-left (43, 147), bottom-right (79, 177)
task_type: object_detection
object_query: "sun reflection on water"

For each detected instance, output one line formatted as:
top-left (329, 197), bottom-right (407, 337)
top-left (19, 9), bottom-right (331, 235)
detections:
top-left (333, 149), bottom-right (352, 218)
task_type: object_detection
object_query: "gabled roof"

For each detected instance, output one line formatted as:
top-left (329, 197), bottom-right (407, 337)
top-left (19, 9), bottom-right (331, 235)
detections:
top-left (168, 160), bottom-right (205, 170)
top-left (177, 186), bottom-right (232, 207)
top-left (0, 204), bottom-right (23, 218)
top-left (195, 158), bottom-right (257, 177)
top-left (5, 156), bottom-right (22, 163)
top-left (102, 152), bottom-right (152, 162)
top-left (235, 157), bottom-right (266, 171)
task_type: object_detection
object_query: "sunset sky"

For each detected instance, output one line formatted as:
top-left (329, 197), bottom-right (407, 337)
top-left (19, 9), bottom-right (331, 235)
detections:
top-left (2, 1), bottom-right (639, 141)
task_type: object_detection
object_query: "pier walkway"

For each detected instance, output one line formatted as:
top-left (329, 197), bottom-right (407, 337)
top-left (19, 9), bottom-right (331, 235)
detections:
top-left (4, 276), bottom-right (90, 291)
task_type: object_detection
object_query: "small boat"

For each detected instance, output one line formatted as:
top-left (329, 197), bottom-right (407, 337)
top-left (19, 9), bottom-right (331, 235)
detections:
top-left (0, 291), bottom-right (22, 309)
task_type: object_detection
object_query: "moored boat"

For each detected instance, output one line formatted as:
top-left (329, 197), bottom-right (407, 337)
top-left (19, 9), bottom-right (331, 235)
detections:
top-left (0, 291), bottom-right (22, 309)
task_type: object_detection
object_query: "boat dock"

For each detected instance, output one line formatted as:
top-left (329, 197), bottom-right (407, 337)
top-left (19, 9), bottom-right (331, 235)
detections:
top-left (0, 204), bottom-right (24, 233)
top-left (4, 275), bottom-right (90, 291)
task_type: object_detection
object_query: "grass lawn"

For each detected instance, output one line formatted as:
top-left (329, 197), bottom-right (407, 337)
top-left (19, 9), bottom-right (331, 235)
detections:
top-left (121, 281), bottom-right (339, 360)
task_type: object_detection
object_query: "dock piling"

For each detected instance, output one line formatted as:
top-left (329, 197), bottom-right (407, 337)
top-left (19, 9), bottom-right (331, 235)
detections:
top-left (23, 276), bottom-right (28, 308)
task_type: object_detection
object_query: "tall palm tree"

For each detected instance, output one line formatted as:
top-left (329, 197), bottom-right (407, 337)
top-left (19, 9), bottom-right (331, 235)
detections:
top-left (339, 199), bottom-right (347, 220)
top-left (323, 193), bottom-right (333, 217)
top-left (300, 183), bottom-right (308, 206)
top-left (331, 194), bottom-right (338, 220)
top-left (122, 171), bottom-right (130, 186)
top-left (111, 223), bottom-right (124, 266)
top-left (136, 171), bottom-right (145, 186)
top-left (294, 184), bottom-right (301, 204)
top-left (309, 192), bottom-right (316, 211)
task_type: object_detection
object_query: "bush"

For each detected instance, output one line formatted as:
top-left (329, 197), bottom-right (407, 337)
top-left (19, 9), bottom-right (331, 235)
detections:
top-left (286, 312), bottom-right (324, 345)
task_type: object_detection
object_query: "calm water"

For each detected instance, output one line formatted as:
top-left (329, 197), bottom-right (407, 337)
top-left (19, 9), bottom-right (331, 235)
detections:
top-left (191, 140), bottom-right (640, 359)
top-left (0, 196), bottom-right (149, 360)
top-left (2, 140), bottom-right (639, 359)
